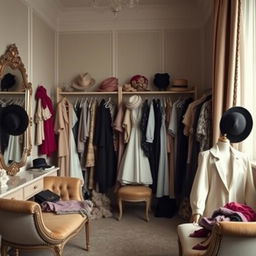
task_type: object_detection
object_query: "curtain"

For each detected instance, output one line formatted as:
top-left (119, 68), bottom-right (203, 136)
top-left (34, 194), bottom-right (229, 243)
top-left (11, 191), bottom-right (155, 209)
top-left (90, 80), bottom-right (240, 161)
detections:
top-left (238, 0), bottom-right (256, 160)
top-left (212, 0), bottom-right (241, 144)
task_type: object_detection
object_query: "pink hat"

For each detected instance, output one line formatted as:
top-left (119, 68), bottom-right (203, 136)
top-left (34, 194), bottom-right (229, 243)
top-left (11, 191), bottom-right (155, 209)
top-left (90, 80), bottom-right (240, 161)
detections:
top-left (98, 77), bottom-right (118, 92)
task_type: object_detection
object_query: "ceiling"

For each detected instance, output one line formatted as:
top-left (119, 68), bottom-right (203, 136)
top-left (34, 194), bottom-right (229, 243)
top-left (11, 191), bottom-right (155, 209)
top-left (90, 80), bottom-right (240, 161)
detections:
top-left (58, 0), bottom-right (194, 8)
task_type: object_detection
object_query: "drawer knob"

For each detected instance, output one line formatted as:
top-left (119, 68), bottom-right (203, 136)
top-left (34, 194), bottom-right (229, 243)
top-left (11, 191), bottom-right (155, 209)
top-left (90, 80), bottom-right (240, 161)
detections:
top-left (34, 185), bottom-right (38, 190)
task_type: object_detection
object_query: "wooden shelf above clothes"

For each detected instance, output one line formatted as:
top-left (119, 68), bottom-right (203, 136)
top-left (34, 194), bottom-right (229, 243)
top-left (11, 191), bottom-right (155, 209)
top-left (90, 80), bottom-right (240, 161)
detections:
top-left (122, 90), bottom-right (195, 95)
top-left (57, 86), bottom-right (197, 105)
top-left (0, 91), bottom-right (25, 95)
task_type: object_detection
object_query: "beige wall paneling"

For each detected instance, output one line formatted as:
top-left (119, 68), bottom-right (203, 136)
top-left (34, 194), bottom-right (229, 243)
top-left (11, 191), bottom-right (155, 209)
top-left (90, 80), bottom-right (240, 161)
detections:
top-left (58, 31), bottom-right (112, 91)
top-left (31, 11), bottom-right (56, 159)
top-left (165, 29), bottom-right (202, 94)
top-left (201, 15), bottom-right (214, 96)
top-left (0, 0), bottom-right (28, 66)
top-left (117, 30), bottom-right (162, 89)
top-left (33, 11), bottom-right (56, 97)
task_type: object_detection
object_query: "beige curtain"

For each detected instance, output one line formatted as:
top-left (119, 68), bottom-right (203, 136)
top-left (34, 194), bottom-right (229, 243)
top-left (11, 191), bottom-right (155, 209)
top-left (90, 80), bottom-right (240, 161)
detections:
top-left (212, 0), bottom-right (241, 144)
top-left (238, 0), bottom-right (256, 159)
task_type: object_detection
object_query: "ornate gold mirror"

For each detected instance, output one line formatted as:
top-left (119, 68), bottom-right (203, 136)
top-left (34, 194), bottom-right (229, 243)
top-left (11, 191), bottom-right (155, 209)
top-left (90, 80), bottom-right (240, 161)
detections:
top-left (0, 44), bottom-right (32, 175)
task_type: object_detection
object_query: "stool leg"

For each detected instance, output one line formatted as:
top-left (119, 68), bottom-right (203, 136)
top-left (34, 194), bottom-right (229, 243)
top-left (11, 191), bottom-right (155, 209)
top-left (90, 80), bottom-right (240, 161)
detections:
top-left (145, 198), bottom-right (150, 222)
top-left (118, 199), bottom-right (123, 221)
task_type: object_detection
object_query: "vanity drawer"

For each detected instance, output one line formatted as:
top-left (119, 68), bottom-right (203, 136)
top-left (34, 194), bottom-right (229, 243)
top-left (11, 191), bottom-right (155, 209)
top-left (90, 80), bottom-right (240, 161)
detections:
top-left (4, 189), bottom-right (23, 200)
top-left (24, 179), bottom-right (43, 199)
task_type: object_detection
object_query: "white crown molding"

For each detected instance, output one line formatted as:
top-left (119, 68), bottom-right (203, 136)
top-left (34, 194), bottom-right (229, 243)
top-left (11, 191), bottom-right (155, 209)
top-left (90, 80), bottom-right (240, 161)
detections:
top-left (20, 0), bottom-right (60, 30)
top-left (19, 0), bottom-right (213, 32)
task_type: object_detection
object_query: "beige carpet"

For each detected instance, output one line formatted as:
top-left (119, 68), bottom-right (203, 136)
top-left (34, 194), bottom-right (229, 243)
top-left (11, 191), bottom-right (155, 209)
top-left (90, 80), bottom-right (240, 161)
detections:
top-left (16, 203), bottom-right (185, 256)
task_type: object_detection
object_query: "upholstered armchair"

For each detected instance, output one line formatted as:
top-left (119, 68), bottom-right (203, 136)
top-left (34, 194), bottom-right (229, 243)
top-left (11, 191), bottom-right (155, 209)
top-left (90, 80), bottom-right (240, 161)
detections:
top-left (177, 222), bottom-right (256, 256)
top-left (0, 176), bottom-right (89, 256)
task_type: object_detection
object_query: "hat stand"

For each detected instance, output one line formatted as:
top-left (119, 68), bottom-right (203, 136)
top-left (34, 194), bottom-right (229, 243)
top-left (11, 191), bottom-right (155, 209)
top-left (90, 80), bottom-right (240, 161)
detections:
top-left (218, 134), bottom-right (229, 142)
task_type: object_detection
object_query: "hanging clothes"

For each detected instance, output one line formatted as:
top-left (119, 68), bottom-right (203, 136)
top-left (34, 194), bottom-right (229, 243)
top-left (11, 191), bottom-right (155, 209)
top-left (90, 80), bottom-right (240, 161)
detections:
top-left (169, 97), bottom-right (192, 202)
top-left (4, 135), bottom-right (22, 163)
top-left (35, 86), bottom-right (56, 156)
top-left (94, 99), bottom-right (117, 193)
top-left (86, 99), bottom-right (97, 189)
top-left (140, 99), bottom-right (151, 158)
top-left (72, 101), bottom-right (82, 147)
top-left (150, 99), bottom-right (162, 192)
top-left (165, 99), bottom-right (175, 198)
top-left (118, 95), bottom-right (152, 185)
top-left (113, 102), bottom-right (126, 172)
top-left (54, 97), bottom-right (83, 182)
top-left (77, 100), bottom-right (89, 156)
top-left (196, 99), bottom-right (212, 151)
top-left (156, 101), bottom-right (169, 198)
top-left (34, 98), bottom-right (46, 146)
top-left (0, 105), bottom-right (10, 154)
top-left (122, 108), bottom-right (132, 144)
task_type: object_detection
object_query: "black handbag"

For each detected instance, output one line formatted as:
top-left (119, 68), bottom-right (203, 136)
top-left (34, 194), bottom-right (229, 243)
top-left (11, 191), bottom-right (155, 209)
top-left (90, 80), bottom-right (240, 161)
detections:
top-left (34, 189), bottom-right (60, 204)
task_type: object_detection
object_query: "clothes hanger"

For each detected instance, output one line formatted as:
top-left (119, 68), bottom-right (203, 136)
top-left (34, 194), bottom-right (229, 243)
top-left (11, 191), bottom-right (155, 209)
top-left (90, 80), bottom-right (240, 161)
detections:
top-left (0, 98), bottom-right (5, 105)
top-left (104, 97), bottom-right (111, 108)
top-left (74, 97), bottom-right (79, 108)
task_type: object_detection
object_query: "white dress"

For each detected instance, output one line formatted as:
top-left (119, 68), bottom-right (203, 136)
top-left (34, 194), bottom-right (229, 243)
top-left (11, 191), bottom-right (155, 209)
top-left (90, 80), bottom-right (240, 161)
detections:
top-left (118, 106), bottom-right (153, 185)
top-left (70, 108), bottom-right (84, 183)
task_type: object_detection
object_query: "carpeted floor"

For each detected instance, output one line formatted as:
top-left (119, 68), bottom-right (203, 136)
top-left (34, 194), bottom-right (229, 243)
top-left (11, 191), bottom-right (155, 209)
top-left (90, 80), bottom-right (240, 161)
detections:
top-left (15, 203), bottom-right (185, 256)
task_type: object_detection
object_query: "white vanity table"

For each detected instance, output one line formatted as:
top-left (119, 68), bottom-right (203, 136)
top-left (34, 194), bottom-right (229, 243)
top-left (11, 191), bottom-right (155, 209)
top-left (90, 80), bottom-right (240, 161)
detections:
top-left (0, 168), bottom-right (58, 200)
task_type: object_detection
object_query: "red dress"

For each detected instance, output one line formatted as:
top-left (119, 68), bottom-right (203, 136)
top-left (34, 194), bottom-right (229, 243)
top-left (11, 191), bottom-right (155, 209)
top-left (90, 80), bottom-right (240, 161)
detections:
top-left (35, 86), bottom-right (57, 156)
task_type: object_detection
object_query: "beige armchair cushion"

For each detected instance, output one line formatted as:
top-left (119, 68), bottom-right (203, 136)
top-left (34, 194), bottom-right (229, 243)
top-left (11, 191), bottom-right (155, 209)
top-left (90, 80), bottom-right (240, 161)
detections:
top-left (0, 176), bottom-right (89, 256)
top-left (178, 222), bottom-right (256, 256)
top-left (44, 176), bottom-right (83, 201)
top-left (42, 212), bottom-right (86, 240)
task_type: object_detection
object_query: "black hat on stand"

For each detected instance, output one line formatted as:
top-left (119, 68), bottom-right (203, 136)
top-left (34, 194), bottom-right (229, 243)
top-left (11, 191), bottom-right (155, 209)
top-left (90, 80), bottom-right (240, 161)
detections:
top-left (1, 73), bottom-right (16, 91)
top-left (220, 106), bottom-right (253, 143)
top-left (0, 104), bottom-right (29, 136)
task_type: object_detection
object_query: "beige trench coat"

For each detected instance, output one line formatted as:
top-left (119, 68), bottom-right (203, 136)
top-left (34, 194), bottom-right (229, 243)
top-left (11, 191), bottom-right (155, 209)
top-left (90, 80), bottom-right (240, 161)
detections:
top-left (190, 144), bottom-right (256, 217)
top-left (54, 98), bottom-right (72, 177)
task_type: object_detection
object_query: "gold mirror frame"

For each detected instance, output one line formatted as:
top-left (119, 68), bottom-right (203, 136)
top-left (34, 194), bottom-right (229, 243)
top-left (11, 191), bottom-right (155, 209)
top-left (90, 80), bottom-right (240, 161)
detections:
top-left (0, 44), bottom-right (32, 175)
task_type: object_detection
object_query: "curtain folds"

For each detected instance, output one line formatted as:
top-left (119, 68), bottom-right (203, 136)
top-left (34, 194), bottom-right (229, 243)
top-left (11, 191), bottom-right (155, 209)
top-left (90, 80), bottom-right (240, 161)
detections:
top-left (212, 0), bottom-right (241, 144)
top-left (238, 0), bottom-right (256, 159)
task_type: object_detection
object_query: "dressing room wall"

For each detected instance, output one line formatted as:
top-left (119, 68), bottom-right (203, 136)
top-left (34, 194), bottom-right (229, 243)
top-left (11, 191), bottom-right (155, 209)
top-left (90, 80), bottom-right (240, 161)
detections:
top-left (0, 0), bottom-right (213, 163)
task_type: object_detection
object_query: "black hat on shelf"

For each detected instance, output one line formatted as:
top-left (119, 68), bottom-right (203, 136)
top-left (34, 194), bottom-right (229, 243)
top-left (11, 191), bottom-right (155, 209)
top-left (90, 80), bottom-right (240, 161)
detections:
top-left (153, 73), bottom-right (170, 90)
top-left (28, 158), bottom-right (52, 169)
top-left (1, 73), bottom-right (16, 91)
top-left (220, 106), bottom-right (253, 143)
top-left (0, 104), bottom-right (29, 136)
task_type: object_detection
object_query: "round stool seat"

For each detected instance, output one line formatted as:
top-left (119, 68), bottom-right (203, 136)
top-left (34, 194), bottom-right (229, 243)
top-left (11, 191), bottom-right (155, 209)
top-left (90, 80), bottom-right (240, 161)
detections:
top-left (118, 185), bottom-right (152, 200)
top-left (117, 185), bottom-right (152, 221)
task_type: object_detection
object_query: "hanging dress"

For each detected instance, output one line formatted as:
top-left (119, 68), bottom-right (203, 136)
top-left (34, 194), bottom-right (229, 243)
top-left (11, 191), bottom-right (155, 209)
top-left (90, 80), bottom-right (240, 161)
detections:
top-left (54, 97), bottom-right (84, 182)
top-left (156, 101), bottom-right (169, 197)
top-left (35, 86), bottom-right (57, 156)
top-left (94, 99), bottom-right (117, 193)
top-left (118, 95), bottom-right (152, 185)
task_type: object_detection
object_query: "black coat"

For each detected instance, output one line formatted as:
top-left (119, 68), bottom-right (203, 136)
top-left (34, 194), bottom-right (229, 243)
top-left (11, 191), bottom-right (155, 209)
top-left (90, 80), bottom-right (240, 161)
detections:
top-left (94, 100), bottom-right (117, 193)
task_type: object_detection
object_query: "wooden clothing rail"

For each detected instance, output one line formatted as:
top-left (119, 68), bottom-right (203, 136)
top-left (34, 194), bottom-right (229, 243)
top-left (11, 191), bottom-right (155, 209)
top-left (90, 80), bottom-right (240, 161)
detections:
top-left (56, 86), bottom-right (197, 104)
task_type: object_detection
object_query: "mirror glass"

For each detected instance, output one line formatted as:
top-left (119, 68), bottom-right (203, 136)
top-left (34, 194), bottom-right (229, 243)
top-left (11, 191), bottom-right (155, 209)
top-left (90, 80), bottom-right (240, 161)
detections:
top-left (0, 44), bottom-right (32, 175)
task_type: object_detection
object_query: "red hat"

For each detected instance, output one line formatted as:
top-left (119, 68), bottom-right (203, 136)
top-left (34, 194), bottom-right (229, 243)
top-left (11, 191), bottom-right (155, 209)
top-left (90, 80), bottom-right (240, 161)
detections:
top-left (130, 75), bottom-right (148, 91)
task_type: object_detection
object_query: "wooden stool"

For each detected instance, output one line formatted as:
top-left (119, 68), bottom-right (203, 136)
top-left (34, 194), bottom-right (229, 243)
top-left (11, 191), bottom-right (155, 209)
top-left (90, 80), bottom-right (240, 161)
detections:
top-left (117, 185), bottom-right (152, 221)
